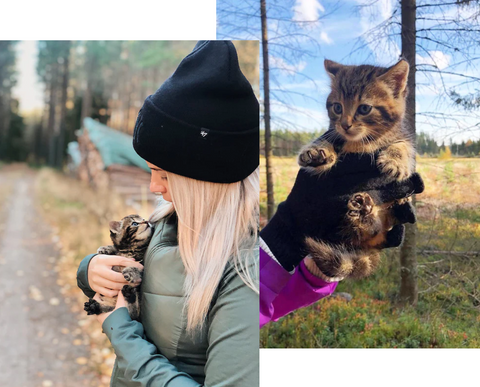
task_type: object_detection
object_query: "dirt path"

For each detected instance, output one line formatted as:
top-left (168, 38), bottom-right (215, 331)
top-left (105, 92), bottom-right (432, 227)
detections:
top-left (0, 166), bottom-right (98, 387)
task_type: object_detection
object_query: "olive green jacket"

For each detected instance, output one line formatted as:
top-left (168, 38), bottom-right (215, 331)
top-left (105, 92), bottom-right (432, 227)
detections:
top-left (77, 215), bottom-right (259, 386)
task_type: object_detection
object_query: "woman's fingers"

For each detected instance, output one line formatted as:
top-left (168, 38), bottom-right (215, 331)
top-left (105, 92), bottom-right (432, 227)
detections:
top-left (99, 255), bottom-right (144, 269)
top-left (88, 254), bottom-right (143, 296)
top-left (117, 258), bottom-right (144, 270)
top-left (100, 266), bottom-right (129, 283)
top-left (97, 277), bottom-right (126, 291)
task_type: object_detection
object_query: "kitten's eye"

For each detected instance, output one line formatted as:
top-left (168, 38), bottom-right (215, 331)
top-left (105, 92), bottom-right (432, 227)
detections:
top-left (132, 222), bottom-right (139, 227)
top-left (357, 104), bottom-right (372, 115)
top-left (332, 103), bottom-right (343, 115)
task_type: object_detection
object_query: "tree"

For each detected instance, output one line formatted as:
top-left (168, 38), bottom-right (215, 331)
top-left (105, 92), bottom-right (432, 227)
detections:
top-left (37, 41), bottom-right (72, 167)
top-left (4, 99), bottom-right (26, 161)
top-left (0, 41), bottom-right (18, 160)
top-left (260, 0), bottom-right (275, 220)
top-left (399, 0), bottom-right (418, 306)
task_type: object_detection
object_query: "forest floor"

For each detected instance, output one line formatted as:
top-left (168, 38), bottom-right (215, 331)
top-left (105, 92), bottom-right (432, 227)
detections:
top-left (260, 156), bottom-right (480, 348)
top-left (0, 164), bottom-right (99, 387)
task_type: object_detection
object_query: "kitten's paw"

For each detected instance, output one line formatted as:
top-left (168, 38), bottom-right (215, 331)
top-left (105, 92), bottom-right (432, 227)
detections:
top-left (377, 145), bottom-right (413, 181)
top-left (346, 193), bottom-right (384, 245)
top-left (84, 298), bottom-right (101, 315)
top-left (122, 267), bottom-right (142, 285)
top-left (97, 245), bottom-right (117, 255)
top-left (298, 142), bottom-right (337, 174)
top-left (121, 285), bottom-right (138, 303)
top-left (347, 193), bottom-right (374, 218)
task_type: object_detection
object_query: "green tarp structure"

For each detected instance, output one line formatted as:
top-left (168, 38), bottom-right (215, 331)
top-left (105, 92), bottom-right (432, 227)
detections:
top-left (67, 117), bottom-right (150, 173)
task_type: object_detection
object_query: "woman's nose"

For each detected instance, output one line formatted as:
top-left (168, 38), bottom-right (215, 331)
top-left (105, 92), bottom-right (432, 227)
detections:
top-left (150, 181), bottom-right (166, 194)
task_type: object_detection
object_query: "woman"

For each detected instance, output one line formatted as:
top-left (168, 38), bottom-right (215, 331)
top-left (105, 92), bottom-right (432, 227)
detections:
top-left (77, 40), bottom-right (259, 386)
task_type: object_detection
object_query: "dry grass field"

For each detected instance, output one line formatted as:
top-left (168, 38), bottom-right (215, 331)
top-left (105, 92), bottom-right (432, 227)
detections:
top-left (260, 156), bottom-right (480, 348)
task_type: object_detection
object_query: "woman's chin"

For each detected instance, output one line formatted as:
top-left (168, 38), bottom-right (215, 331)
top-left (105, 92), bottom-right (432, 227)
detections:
top-left (154, 192), bottom-right (173, 204)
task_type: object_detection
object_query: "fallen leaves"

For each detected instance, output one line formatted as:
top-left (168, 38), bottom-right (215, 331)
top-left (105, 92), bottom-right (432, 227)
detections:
top-left (76, 357), bottom-right (88, 365)
top-left (29, 285), bottom-right (44, 301)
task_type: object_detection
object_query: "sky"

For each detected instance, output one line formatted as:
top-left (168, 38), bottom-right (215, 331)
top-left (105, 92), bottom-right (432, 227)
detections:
top-left (217, 0), bottom-right (480, 144)
top-left (12, 41), bottom-right (43, 113)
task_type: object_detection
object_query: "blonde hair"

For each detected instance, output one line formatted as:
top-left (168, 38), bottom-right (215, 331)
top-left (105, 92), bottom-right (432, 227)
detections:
top-left (149, 168), bottom-right (259, 332)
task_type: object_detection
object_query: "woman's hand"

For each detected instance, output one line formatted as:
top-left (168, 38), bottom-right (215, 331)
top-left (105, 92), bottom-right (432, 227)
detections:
top-left (88, 255), bottom-right (144, 297)
top-left (94, 291), bottom-right (127, 325)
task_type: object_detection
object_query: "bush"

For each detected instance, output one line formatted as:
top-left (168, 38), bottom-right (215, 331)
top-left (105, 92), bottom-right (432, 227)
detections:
top-left (438, 146), bottom-right (452, 160)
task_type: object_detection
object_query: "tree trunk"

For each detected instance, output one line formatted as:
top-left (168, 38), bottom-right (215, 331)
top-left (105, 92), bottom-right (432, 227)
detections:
top-left (81, 58), bottom-right (93, 127)
top-left (0, 94), bottom-right (12, 160)
top-left (47, 63), bottom-right (58, 167)
top-left (57, 42), bottom-right (70, 169)
top-left (260, 0), bottom-right (275, 220)
top-left (399, 0), bottom-right (418, 306)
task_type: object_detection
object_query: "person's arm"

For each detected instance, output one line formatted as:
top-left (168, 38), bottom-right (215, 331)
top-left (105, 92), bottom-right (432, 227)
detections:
top-left (259, 245), bottom-right (338, 328)
top-left (101, 266), bottom-right (259, 387)
top-left (102, 308), bottom-right (200, 386)
top-left (77, 254), bottom-right (97, 298)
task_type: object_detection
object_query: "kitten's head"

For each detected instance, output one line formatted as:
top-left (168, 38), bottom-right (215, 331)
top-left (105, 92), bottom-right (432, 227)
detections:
top-left (109, 214), bottom-right (153, 250)
top-left (324, 59), bottom-right (409, 143)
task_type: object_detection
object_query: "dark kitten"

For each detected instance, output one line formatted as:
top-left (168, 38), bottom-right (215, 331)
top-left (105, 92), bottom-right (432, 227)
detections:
top-left (298, 59), bottom-right (415, 279)
top-left (84, 214), bottom-right (153, 320)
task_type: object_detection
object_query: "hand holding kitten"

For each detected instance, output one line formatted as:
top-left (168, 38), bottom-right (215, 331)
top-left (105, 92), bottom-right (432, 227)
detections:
top-left (94, 290), bottom-right (127, 325)
top-left (88, 255), bottom-right (144, 297)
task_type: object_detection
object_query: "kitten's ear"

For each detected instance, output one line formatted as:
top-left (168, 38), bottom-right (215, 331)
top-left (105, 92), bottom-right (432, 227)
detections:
top-left (378, 60), bottom-right (409, 97)
top-left (109, 221), bottom-right (121, 234)
top-left (324, 59), bottom-right (343, 79)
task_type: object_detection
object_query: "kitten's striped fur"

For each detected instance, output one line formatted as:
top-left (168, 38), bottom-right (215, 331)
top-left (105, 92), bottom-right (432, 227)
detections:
top-left (299, 59), bottom-right (414, 279)
top-left (84, 214), bottom-right (153, 320)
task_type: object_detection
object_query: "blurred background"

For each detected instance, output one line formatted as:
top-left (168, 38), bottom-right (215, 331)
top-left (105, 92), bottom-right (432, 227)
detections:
top-left (0, 40), bottom-right (258, 386)
top-left (218, 0), bottom-right (480, 348)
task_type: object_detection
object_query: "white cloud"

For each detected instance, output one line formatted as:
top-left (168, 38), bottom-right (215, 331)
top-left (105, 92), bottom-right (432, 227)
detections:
top-left (270, 56), bottom-right (307, 75)
top-left (269, 100), bottom-right (329, 130)
top-left (416, 51), bottom-right (451, 70)
top-left (292, 0), bottom-right (325, 23)
top-left (319, 31), bottom-right (333, 45)
top-left (281, 79), bottom-right (329, 92)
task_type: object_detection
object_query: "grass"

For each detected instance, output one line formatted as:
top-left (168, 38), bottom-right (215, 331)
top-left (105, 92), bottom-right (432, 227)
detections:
top-left (260, 156), bottom-right (480, 348)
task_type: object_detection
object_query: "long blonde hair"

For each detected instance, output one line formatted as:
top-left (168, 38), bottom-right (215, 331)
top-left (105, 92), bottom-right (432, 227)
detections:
top-left (149, 168), bottom-right (259, 332)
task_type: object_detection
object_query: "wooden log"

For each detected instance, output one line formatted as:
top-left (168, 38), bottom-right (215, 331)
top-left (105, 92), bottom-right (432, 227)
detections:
top-left (420, 250), bottom-right (480, 257)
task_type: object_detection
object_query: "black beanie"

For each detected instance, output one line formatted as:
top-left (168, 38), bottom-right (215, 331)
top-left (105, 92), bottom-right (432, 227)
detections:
top-left (133, 40), bottom-right (259, 183)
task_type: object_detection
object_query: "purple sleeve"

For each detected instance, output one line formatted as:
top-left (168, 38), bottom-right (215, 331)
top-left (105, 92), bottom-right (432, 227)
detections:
top-left (259, 247), bottom-right (338, 328)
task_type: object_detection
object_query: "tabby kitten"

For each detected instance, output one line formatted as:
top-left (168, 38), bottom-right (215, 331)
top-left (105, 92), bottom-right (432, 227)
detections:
top-left (84, 214), bottom-right (153, 320)
top-left (298, 59), bottom-right (414, 279)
